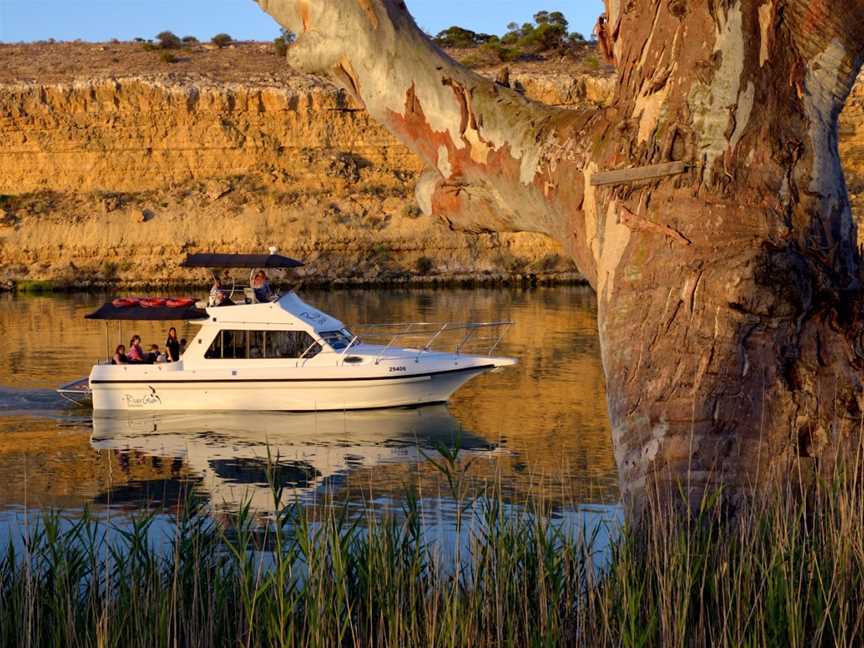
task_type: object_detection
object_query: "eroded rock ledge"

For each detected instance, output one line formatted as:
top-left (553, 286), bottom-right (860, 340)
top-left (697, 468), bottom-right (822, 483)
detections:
top-left (0, 43), bottom-right (859, 288)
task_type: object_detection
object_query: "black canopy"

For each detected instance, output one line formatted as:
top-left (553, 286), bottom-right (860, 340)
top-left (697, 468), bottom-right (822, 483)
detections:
top-left (85, 303), bottom-right (208, 321)
top-left (181, 253), bottom-right (304, 269)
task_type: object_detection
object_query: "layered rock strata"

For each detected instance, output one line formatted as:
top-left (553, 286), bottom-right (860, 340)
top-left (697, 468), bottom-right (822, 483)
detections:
top-left (0, 43), bottom-right (859, 288)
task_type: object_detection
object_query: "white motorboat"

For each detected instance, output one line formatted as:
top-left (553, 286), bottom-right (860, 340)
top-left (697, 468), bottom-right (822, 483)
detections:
top-left (76, 252), bottom-right (517, 412)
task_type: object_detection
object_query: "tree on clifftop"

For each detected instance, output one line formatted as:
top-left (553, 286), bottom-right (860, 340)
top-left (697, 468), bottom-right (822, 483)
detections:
top-left (253, 0), bottom-right (864, 512)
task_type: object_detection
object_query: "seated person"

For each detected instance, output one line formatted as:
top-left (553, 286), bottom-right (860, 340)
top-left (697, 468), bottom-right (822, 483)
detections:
top-left (149, 344), bottom-right (167, 363)
top-left (209, 277), bottom-right (226, 306)
top-left (209, 278), bottom-right (235, 307)
top-left (112, 344), bottom-right (128, 365)
top-left (252, 270), bottom-right (272, 303)
top-left (127, 335), bottom-right (146, 363)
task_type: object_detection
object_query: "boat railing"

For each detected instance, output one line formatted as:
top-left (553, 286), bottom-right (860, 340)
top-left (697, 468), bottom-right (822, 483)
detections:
top-left (343, 321), bottom-right (513, 365)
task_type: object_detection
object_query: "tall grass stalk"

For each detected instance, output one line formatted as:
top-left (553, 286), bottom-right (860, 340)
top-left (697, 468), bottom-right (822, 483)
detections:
top-left (0, 448), bottom-right (862, 647)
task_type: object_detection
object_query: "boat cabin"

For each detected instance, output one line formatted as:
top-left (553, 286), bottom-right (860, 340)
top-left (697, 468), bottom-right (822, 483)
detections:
top-left (184, 292), bottom-right (357, 363)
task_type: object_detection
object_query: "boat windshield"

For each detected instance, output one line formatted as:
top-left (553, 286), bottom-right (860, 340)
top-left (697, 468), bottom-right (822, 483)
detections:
top-left (319, 329), bottom-right (355, 351)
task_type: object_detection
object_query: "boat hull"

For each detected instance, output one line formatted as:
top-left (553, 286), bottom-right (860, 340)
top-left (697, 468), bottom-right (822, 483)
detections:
top-left (90, 365), bottom-right (494, 412)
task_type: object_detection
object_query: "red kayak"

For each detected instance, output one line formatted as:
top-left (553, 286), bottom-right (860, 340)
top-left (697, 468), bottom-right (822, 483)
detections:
top-left (166, 298), bottom-right (195, 308)
top-left (140, 298), bottom-right (168, 308)
top-left (112, 297), bottom-right (140, 308)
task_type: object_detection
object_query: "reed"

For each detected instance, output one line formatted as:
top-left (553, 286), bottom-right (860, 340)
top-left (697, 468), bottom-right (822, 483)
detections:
top-left (0, 449), bottom-right (862, 647)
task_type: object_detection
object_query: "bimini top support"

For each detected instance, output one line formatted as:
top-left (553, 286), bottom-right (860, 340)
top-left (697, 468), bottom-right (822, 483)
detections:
top-left (180, 253), bottom-right (304, 270)
top-left (85, 303), bottom-right (207, 321)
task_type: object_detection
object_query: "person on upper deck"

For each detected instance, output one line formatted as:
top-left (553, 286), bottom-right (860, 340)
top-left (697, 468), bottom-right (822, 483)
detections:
top-left (209, 275), bottom-right (234, 307)
top-left (112, 344), bottom-right (127, 365)
top-left (166, 327), bottom-right (181, 362)
top-left (127, 335), bottom-right (145, 363)
top-left (252, 270), bottom-right (272, 303)
top-left (210, 277), bottom-right (225, 306)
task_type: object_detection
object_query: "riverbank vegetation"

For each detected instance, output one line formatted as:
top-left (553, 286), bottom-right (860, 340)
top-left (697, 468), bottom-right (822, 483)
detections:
top-left (1, 450), bottom-right (862, 647)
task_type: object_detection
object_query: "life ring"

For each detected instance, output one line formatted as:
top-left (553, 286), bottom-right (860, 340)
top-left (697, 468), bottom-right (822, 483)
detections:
top-left (140, 297), bottom-right (168, 308)
top-left (112, 297), bottom-right (139, 308)
top-left (166, 298), bottom-right (194, 308)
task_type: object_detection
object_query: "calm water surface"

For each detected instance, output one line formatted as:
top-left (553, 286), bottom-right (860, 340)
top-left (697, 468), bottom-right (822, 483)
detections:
top-left (0, 287), bottom-right (618, 542)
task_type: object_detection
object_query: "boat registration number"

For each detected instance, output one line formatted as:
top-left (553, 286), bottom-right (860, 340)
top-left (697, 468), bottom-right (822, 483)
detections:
top-left (389, 366), bottom-right (407, 373)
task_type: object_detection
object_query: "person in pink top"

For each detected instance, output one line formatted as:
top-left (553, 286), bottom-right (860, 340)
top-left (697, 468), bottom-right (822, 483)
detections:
top-left (127, 335), bottom-right (145, 363)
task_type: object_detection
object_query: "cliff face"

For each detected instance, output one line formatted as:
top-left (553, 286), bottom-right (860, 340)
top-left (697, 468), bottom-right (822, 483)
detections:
top-left (0, 43), bottom-right (860, 287)
top-left (1, 75), bottom-right (573, 286)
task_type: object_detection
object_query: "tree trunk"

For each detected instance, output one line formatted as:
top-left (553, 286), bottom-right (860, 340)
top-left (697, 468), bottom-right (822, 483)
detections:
top-left (255, 0), bottom-right (864, 511)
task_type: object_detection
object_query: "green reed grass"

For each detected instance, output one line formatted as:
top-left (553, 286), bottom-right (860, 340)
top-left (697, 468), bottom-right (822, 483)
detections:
top-left (1, 448), bottom-right (863, 647)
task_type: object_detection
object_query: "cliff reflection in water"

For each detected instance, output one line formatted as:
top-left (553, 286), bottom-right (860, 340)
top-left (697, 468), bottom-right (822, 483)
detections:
top-left (0, 287), bottom-right (616, 518)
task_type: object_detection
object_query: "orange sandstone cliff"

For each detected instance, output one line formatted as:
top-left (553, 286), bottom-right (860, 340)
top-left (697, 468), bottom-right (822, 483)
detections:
top-left (0, 43), bottom-right (860, 288)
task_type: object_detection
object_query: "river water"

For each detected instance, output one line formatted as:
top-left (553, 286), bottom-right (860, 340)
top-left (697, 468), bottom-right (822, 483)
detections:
top-left (0, 287), bottom-right (619, 544)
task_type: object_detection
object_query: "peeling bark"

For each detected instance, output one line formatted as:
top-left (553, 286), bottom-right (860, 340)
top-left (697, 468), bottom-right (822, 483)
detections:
top-left (255, 0), bottom-right (864, 513)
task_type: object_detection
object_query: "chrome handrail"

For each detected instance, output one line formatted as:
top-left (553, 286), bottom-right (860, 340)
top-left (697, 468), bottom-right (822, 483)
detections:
top-left (351, 320), bottom-right (512, 363)
top-left (338, 335), bottom-right (361, 365)
top-left (295, 339), bottom-right (321, 367)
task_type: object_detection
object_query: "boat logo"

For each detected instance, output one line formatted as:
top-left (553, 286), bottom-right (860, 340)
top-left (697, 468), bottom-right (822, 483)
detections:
top-left (123, 386), bottom-right (162, 408)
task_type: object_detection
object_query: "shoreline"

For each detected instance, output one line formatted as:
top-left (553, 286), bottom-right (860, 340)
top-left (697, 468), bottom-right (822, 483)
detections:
top-left (1, 271), bottom-right (589, 294)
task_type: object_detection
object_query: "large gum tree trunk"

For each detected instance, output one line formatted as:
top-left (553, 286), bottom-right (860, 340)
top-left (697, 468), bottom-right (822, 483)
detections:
top-left (255, 0), bottom-right (864, 511)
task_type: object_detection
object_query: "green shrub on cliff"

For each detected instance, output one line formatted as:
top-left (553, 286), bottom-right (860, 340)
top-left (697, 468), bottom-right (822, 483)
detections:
top-left (211, 33), bottom-right (233, 48)
top-left (155, 31), bottom-right (181, 49)
top-left (433, 26), bottom-right (495, 48)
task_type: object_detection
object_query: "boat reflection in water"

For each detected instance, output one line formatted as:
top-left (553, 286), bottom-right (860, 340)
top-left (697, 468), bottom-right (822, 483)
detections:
top-left (90, 405), bottom-right (500, 513)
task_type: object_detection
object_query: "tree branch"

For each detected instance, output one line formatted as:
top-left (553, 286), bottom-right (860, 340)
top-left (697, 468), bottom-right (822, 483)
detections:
top-left (255, 0), bottom-right (600, 269)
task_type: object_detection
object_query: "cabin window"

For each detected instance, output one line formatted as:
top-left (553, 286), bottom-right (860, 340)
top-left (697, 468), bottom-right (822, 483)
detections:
top-left (205, 330), bottom-right (321, 360)
top-left (265, 331), bottom-right (321, 359)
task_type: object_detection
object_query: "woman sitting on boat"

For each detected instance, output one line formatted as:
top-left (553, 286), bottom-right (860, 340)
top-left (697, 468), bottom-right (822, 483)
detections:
top-left (209, 277), bottom-right (234, 307)
top-left (127, 335), bottom-right (146, 363)
top-left (253, 271), bottom-right (272, 302)
top-left (112, 344), bottom-right (128, 365)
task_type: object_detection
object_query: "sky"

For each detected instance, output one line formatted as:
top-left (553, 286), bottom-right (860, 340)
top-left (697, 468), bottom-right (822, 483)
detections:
top-left (0, 0), bottom-right (604, 43)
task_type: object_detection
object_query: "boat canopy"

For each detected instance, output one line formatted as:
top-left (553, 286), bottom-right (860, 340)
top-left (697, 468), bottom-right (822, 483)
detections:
top-left (180, 253), bottom-right (304, 270)
top-left (85, 303), bottom-right (208, 321)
